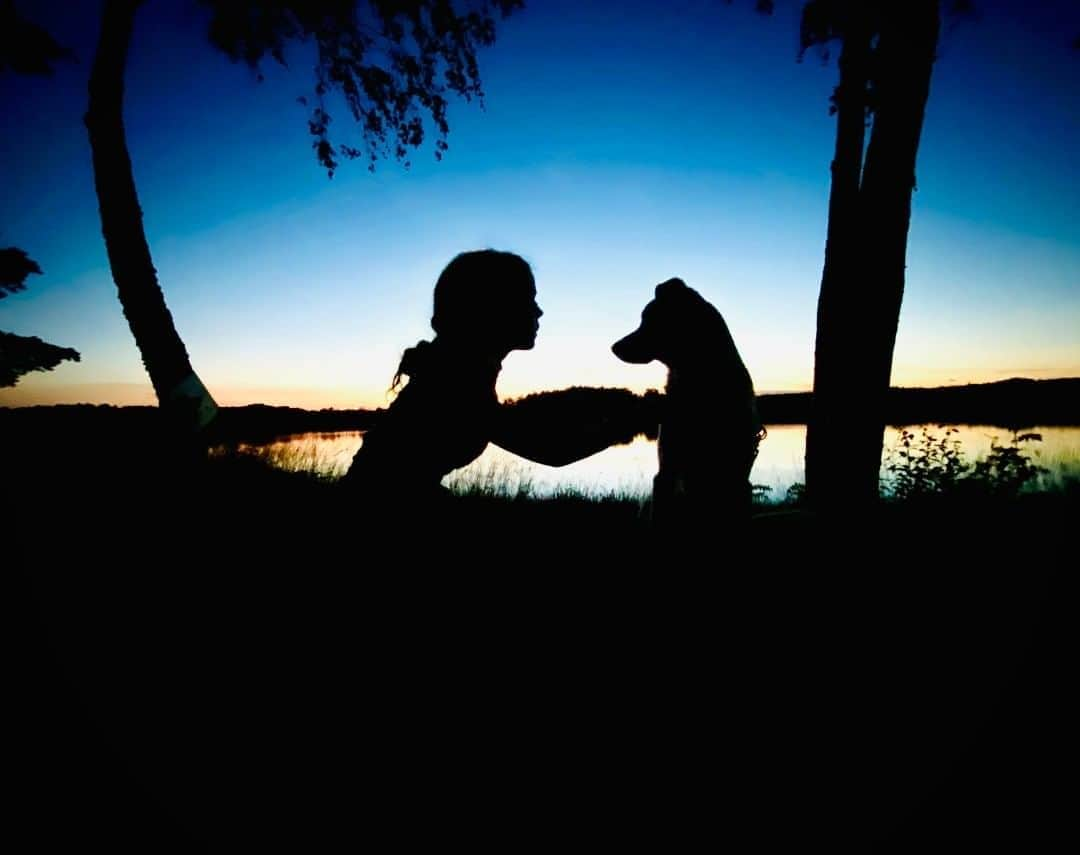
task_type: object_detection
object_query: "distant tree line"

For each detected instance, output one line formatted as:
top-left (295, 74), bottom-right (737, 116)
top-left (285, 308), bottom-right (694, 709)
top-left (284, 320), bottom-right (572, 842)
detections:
top-left (6, 380), bottom-right (1077, 449)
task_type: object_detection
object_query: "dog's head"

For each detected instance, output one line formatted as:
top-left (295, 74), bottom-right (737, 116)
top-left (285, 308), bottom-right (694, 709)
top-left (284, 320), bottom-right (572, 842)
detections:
top-left (612, 278), bottom-right (720, 367)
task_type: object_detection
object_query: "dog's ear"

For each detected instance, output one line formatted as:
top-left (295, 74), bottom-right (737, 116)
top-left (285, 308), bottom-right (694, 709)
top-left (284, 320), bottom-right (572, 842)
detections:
top-left (655, 277), bottom-right (687, 299)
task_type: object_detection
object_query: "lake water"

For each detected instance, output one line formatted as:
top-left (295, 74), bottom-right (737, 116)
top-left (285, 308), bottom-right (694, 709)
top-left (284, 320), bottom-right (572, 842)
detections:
top-left (249, 424), bottom-right (1080, 500)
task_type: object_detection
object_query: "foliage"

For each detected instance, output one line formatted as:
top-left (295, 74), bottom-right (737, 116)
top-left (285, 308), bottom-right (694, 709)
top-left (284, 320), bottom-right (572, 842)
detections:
top-left (201, 0), bottom-right (523, 175)
top-left (0, 247), bottom-right (42, 299)
top-left (0, 330), bottom-right (81, 387)
top-left (797, 1), bottom-right (975, 68)
top-left (2, 4), bottom-right (80, 387)
top-left (784, 482), bottom-right (807, 506)
top-left (0, 0), bottom-right (75, 75)
top-left (444, 458), bottom-right (535, 499)
top-left (883, 425), bottom-right (969, 500)
top-left (969, 432), bottom-right (1049, 499)
top-left (0, 248), bottom-right (80, 386)
top-left (882, 426), bottom-right (1049, 500)
top-left (208, 438), bottom-right (343, 482)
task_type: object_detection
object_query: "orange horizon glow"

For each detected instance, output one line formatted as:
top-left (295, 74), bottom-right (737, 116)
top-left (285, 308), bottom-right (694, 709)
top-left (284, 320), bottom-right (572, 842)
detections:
top-left (3, 363), bottom-right (1078, 411)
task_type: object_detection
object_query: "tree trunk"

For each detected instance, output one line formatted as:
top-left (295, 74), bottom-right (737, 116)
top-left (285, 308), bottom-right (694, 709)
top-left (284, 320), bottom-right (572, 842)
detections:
top-left (851, 1), bottom-right (940, 504)
top-left (806, 2), bottom-right (939, 511)
top-left (805, 14), bottom-right (872, 510)
top-left (85, 0), bottom-right (218, 434)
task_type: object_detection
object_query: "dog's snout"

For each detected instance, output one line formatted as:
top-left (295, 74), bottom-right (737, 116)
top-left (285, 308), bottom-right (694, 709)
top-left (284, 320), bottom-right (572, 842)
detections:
top-left (612, 329), bottom-right (653, 365)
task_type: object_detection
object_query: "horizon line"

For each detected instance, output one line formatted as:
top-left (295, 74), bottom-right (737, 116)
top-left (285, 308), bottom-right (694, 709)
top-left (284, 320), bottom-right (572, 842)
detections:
top-left (3, 374), bottom-right (1079, 411)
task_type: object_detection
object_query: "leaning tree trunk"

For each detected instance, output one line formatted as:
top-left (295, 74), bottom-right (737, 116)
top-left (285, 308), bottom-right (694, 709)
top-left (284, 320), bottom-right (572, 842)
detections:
top-left (807, 2), bottom-right (939, 511)
top-left (805, 14), bottom-right (873, 511)
top-left (85, 0), bottom-right (218, 435)
top-left (847, 1), bottom-right (939, 504)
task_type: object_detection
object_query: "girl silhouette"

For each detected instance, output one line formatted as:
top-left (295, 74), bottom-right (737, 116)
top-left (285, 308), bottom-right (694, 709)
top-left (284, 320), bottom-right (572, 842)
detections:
top-left (340, 250), bottom-right (633, 504)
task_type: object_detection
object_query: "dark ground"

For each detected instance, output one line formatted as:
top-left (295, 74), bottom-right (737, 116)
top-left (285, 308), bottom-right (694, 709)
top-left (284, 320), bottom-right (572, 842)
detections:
top-left (8, 433), bottom-right (1075, 848)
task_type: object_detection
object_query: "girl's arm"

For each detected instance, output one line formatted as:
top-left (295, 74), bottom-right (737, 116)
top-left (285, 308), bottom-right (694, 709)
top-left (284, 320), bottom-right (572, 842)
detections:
top-left (490, 387), bottom-right (659, 467)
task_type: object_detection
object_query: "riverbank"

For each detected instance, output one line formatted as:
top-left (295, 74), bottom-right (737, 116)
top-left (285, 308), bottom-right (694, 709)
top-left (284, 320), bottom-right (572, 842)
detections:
top-left (4, 377), bottom-right (1079, 445)
top-left (9, 445), bottom-right (1076, 846)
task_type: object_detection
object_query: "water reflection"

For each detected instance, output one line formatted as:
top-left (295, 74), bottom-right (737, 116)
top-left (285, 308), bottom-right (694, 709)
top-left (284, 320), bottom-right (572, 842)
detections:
top-left (260, 425), bottom-right (1080, 499)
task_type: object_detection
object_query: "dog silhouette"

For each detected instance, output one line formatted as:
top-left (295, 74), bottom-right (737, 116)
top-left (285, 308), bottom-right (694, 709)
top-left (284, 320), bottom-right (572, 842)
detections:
top-left (613, 278), bottom-right (763, 532)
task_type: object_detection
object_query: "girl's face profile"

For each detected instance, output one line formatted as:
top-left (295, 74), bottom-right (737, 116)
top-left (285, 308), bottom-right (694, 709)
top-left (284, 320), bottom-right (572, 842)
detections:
top-left (502, 280), bottom-right (542, 351)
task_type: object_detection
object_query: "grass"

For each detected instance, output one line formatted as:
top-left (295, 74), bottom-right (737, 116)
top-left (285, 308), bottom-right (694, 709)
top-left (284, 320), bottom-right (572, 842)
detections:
top-left (207, 437), bottom-right (348, 483)
top-left (191, 416), bottom-right (1080, 535)
top-left (201, 425), bottom-right (1080, 514)
top-left (443, 458), bottom-right (539, 500)
top-left (11, 426), bottom-right (1076, 848)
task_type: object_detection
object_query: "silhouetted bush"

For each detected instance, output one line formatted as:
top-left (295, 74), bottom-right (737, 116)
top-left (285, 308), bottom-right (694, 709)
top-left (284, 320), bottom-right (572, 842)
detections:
top-left (882, 426), bottom-right (1049, 501)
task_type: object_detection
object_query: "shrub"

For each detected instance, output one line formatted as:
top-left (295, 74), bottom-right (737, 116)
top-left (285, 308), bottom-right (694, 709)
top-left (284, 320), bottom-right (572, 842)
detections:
top-left (882, 426), bottom-right (1048, 500)
top-left (883, 426), bottom-right (970, 500)
top-left (967, 432), bottom-right (1049, 498)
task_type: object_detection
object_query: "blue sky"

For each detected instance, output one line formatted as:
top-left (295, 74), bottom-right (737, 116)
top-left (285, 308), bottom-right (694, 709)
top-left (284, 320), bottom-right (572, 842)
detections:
top-left (1, 0), bottom-right (1077, 408)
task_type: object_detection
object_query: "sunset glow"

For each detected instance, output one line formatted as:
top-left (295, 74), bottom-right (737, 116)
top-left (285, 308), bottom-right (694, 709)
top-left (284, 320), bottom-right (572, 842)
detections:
top-left (2, 0), bottom-right (1077, 410)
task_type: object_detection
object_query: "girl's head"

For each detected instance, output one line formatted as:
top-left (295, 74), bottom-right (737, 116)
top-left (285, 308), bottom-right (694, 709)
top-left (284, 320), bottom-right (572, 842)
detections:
top-left (431, 250), bottom-right (542, 354)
